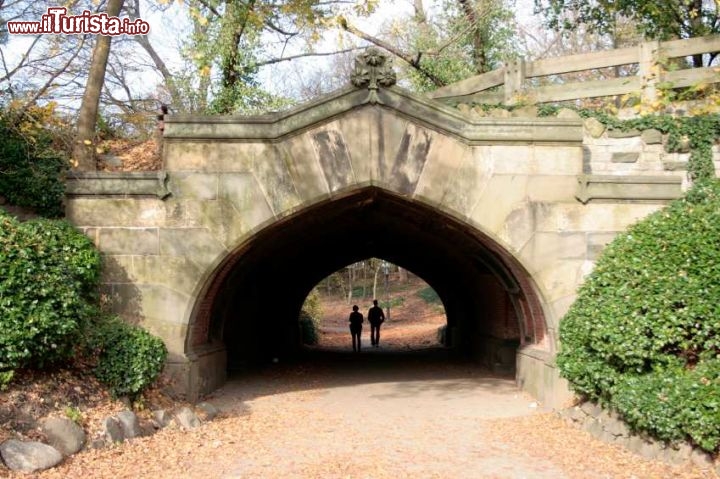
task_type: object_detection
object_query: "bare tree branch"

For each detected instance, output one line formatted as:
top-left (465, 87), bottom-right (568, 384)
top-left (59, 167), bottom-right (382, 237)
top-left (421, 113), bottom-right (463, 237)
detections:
top-left (265, 19), bottom-right (299, 37)
top-left (16, 35), bottom-right (86, 116)
top-left (428, 21), bottom-right (477, 56)
top-left (128, 0), bottom-right (182, 107)
top-left (0, 35), bottom-right (41, 83)
top-left (255, 47), bottom-right (362, 67)
top-left (193, 0), bottom-right (221, 17)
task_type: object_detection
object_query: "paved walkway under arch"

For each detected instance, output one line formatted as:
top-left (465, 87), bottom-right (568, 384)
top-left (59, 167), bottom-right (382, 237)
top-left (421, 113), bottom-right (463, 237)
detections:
top-left (203, 350), bottom-right (704, 478)
top-left (213, 349), bottom-right (562, 478)
top-left (33, 349), bottom-right (709, 479)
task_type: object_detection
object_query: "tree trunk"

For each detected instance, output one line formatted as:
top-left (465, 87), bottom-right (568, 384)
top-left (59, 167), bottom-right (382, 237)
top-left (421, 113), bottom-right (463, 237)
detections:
top-left (413, 0), bottom-right (426, 25)
top-left (458, 0), bottom-right (487, 73)
top-left (129, 0), bottom-right (182, 106)
top-left (398, 266), bottom-right (408, 283)
top-left (362, 261), bottom-right (367, 299)
top-left (347, 265), bottom-right (353, 304)
top-left (372, 263), bottom-right (382, 300)
top-left (72, 0), bottom-right (125, 170)
top-left (687, 0), bottom-right (705, 67)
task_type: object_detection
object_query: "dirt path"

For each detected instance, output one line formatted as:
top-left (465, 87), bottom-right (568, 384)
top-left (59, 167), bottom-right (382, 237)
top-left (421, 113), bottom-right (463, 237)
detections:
top-left (26, 349), bottom-right (713, 479)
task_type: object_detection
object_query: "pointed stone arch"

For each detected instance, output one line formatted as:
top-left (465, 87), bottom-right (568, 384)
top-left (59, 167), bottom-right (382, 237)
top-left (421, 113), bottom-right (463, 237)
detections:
top-left (153, 80), bottom-right (586, 405)
top-left (67, 58), bottom-right (612, 407)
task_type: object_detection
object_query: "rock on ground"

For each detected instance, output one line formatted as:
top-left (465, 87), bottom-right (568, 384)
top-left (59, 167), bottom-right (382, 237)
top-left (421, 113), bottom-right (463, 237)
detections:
top-left (0, 439), bottom-right (63, 473)
top-left (41, 417), bottom-right (86, 456)
top-left (174, 407), bottom-right (201, 429)
top-left (116, 411), bottom-right (141, 439)
top-left (103, 417), bottom-right (124, 444)
top-left (196, 402), bottom-right (220, 422)
top-left (557, 108), bottom-right (581, 119)
top-left (151, 410), bottom-right (171, 429)
top-left (583, 117), bottom-right (606, 138)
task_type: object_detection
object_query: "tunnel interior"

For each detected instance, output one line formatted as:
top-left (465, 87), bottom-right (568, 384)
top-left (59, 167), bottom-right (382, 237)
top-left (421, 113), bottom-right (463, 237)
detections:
top-left (191, 187), bottom-right (546, 374)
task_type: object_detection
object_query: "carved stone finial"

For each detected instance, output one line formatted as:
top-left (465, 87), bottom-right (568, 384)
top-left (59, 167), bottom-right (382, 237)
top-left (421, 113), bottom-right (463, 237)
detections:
top-left (350, 47), bottom-right (397, 92)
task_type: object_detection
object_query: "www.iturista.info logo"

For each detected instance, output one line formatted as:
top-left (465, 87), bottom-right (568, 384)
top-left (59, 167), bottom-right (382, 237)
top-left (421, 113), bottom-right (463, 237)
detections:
top-left (7, 7), bottom-right (150, 36)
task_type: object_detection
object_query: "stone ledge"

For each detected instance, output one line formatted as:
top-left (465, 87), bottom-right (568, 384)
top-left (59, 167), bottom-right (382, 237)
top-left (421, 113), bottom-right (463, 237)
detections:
top-left (66, 172), bottom-right (170, 199)
top-left (164, 86), bottom-right (583, 144)
top-left (575, 174), bottom-right (682, 204)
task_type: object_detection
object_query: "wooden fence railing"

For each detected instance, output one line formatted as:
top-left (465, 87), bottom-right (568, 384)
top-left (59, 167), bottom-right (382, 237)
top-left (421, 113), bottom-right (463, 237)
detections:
top-left (429, 35), bottom-right (720, 105)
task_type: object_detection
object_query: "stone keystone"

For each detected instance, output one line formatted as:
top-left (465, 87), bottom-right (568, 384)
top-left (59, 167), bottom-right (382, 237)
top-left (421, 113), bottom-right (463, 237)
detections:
top-left (350, 47), bottom-right (396, 103)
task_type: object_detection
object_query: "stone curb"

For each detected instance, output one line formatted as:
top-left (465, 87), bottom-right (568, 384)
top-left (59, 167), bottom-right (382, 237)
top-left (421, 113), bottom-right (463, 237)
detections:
top-left (558, 402), bottom-right (720, 474)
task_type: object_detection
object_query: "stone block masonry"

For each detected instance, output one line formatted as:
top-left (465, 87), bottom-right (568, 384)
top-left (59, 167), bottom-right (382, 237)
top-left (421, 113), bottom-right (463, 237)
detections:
top-left (64, 75), bottom-right (715, 407)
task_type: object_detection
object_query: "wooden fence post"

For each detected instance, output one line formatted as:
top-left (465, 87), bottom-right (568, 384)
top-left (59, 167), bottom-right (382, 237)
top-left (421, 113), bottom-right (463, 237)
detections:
top-left (639, 40), bottom-right (660, 106)
top-left (504, 58), bottom-right (526, 105)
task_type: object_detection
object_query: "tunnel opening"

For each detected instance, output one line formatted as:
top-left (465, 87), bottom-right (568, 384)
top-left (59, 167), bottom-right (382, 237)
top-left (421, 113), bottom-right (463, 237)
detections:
top-left (298, 262), bottom-right (449, 353)
top-left (187, 187), bottom-right (548, 383)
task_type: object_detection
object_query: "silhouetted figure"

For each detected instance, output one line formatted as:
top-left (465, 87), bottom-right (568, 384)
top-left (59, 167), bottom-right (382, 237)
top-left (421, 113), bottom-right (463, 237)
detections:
top-left (349, 305), bottom-right (364, 352)
top-left (367, 299), bottom-right (385, 347)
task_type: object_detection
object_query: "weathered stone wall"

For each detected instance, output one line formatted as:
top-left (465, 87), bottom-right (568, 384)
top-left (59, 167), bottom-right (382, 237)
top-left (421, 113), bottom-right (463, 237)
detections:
top-left (64, 86), bottom-right (705, 407)
top-left (582, 123), bottom-right (720, 185)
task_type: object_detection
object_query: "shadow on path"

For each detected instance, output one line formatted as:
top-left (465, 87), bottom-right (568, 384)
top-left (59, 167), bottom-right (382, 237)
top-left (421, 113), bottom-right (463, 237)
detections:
top-left (214, 347), bottom-right (518, 406)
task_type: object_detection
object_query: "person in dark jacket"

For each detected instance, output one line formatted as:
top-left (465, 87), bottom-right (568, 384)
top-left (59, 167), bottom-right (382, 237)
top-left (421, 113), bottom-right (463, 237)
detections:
top-left (349, 305), bottom-right (364, 352)
top-left (367, 299), bottom-right (385, 347)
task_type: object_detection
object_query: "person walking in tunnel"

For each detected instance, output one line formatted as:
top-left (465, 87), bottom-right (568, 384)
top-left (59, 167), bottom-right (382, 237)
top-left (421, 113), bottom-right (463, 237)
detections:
top-left (368, 299), bottom-right (385, 347)
top-left (349, 305), bottom-right (364, 352)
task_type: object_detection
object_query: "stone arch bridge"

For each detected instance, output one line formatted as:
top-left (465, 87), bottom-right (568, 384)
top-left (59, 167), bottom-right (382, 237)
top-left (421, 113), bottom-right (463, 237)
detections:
top-left (65, 53), bottom-right (713, 408)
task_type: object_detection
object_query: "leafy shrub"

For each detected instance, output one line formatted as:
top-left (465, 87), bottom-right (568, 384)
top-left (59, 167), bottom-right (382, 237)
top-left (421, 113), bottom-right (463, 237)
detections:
top-left (381, 296), bottom-right (405, 309)
top-left (0, 105), bottom-right (68, 218)
top-left (557, 181), bottom-right (720, 452)
top-left (88, 317), bottom-right (167, 399)
top-left (0, 211), bottom-right (101, 376)
top-left (299, 289), bottom-right (323, 345)
top-left (299, 311), bottom-right (319, 345)
top-left (64, 405), bottom-right (83, 424)
top-left (0, 208), bottom-right (166, 400)
top-left (417, 286), bottom-right (441, 304)
top-left (0, 371), bottom-right (14, 391)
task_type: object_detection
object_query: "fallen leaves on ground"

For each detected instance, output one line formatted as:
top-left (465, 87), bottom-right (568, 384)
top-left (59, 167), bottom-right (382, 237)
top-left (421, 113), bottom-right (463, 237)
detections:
top-left (97, 138), bottom-right (161, 171)
top-left (485, 413), bottom-right (716, 479)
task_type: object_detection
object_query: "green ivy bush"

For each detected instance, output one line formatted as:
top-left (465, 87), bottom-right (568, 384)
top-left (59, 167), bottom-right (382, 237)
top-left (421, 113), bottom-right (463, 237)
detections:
top-left (87, 316), bottom-right (167, 399)
top-left (299, 289), bottom-right (323, 345)
top-left (0, 211), bottom-right (101, 374)
top-left (557, 181), bottom-right (720, 452)
top-left (417, 286), bottom-right (441, 305)
top-left (0, 210), bottom-right (167, 399)
top-left (0, 107), bottom-right (68, 218)
top-left (299, 311), bottom-right (319, 345)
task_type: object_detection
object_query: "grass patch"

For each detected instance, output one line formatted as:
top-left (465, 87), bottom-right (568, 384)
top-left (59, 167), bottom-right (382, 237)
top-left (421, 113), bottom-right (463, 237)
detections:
top-left (417, 287), bottom-right (441, 305)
